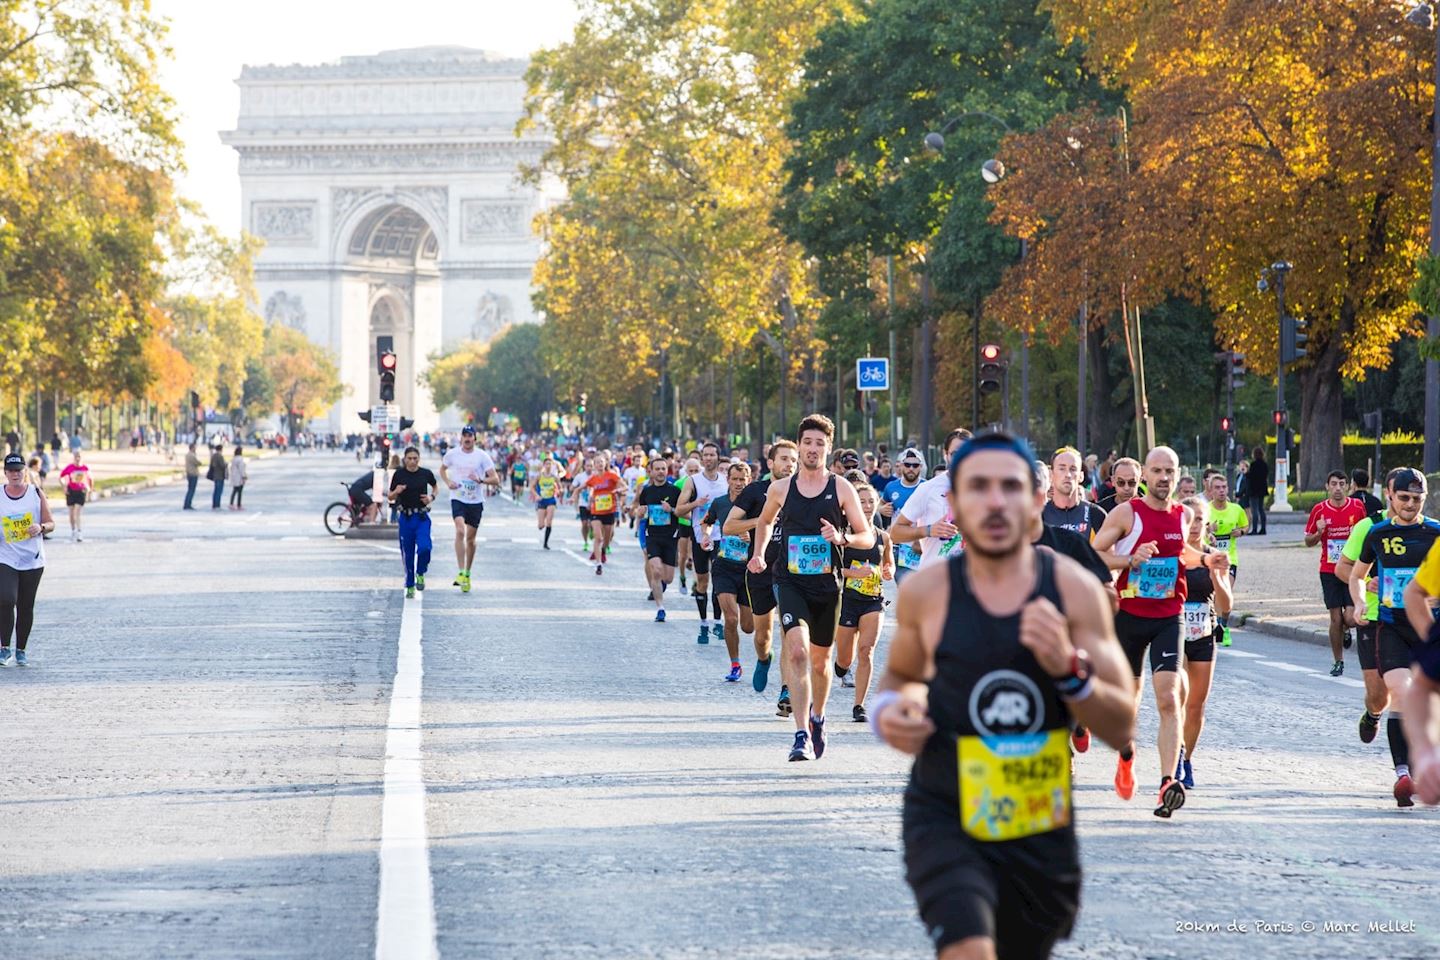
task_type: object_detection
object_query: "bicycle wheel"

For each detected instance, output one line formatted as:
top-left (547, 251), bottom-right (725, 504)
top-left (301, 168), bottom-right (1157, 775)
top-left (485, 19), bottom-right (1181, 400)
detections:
top-left (324, 502), bottom-right (355, 537)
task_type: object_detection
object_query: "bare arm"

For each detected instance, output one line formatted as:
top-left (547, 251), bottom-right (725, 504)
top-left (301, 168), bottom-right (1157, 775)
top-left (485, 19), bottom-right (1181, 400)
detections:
top-left (1210, 565), bottom-right (1234, 618)
top-left (874, 566), bottom-right (945, 755)
top-left (1090, 502), bottom-right (1138, 572)
top-left (890, 511), bottom-right (923, 544)
top-left (439, 463), bottom-right (456, 489)
top-left (746, 479), bottom-right (788, 574)
top-left (673, 483), bottom-right (703, 518)
top-left (831, 478), bottom-right (875, 550)
top-left (1403, 671), bottom-right (1440, 805)
top-left (1348, 559), bottom-right (1374, 619)
top-left (722, 503), bottom-right (756, 537)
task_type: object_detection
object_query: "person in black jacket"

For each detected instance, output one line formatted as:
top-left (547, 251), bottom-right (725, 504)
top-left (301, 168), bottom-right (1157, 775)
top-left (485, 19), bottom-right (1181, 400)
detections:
top-left (1247, 448), bottom-right (1269, 535)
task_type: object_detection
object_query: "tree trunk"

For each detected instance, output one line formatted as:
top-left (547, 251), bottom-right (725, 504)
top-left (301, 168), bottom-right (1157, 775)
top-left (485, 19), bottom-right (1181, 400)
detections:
top-left (1088, 327), bottom-right (1128, 454)
top-left (1299, 331), bottom-right (1345, 492)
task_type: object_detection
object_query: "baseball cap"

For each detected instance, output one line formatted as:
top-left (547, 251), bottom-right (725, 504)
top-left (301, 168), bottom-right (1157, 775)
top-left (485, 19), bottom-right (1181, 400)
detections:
top-left (899, 447), bottom-right (926, 467)
top-left (1391, 468), bottom-right (1427, 494)
top-left (3, 453), bottom-right (24, 470)
top-left (461, 424), bottom-right (477, 435)
top-left (839, 450), bottom-right (861, 468)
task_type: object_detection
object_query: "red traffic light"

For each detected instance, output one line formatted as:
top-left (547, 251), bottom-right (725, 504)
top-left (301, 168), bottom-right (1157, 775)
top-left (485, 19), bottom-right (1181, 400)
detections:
top-left (379, 351), bottom-right (398, 372)
top-left (1220, 416), bottom-right (1234, 432)
top-left (980, 343), bottom-right (1002, 362)
top-left (1272, 410), bottom-right (1287, 426)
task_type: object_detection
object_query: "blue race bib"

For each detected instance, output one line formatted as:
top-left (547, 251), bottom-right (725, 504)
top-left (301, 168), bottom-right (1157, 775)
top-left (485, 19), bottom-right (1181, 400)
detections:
top-left (787, 534), bottom-right (832, 575)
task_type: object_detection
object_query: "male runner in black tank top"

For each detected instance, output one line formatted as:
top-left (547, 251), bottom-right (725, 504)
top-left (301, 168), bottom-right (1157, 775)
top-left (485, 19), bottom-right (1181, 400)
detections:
top-left (872, 433), bottom-right (1135, 960)
top-left (749, 415), bottom-right (875, 762)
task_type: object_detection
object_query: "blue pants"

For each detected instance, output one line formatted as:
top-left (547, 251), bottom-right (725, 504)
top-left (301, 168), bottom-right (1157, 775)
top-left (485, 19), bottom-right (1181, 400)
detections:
top-left (212, 478), bottom-right (224, 509)
top-left (398, 512), bottom-right (432, 588)
top-left (183, 475), bottom-right (197, 508)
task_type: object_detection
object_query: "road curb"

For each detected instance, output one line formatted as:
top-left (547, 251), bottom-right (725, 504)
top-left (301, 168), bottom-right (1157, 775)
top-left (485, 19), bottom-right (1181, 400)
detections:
top-left (1234, 610), bottom-right (1329, 648)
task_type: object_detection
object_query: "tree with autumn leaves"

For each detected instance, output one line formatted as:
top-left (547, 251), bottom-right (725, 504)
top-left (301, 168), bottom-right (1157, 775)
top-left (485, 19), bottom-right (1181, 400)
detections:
top-left (985, 0), bottom-right (1437, 488)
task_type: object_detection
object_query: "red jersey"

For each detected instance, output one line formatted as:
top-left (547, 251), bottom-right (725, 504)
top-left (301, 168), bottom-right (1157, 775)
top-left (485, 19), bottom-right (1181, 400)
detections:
top-left (1116, 498), bottom-right (1188, 619)
top-left (1306, 497), bottom-right (1368, 574)
top-left (585, 471), bottom-right (622, 515)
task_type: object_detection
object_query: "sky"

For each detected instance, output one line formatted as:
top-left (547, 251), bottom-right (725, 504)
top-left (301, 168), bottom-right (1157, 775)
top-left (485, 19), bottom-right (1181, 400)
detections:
top-left (151, 0), bottom-right (581, 235)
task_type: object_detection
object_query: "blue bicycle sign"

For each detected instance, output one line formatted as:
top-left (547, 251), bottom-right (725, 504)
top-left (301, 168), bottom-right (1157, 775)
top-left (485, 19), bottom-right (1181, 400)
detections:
top-left (856, 357), bottom-right (889, 391)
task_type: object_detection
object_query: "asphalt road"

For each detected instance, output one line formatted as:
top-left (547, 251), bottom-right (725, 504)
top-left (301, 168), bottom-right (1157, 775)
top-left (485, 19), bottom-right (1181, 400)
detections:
top-left (1, 451), bottom-right (1435, 960)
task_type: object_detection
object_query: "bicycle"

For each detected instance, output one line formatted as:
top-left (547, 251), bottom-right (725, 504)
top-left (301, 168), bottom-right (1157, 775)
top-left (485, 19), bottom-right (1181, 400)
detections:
top-left (324, 482), bottom-right (370, 536)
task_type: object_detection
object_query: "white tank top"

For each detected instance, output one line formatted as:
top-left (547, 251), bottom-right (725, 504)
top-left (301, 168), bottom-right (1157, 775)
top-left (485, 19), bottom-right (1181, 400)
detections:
top-left (0, 484), bottom-right (45, 571)
top-left (690, 471), bottom-right (729, 532)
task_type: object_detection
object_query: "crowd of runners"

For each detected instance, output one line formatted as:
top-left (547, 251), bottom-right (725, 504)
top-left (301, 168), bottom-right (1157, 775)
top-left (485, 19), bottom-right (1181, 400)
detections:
top-left (373, 416), bottom-right (1440, 960)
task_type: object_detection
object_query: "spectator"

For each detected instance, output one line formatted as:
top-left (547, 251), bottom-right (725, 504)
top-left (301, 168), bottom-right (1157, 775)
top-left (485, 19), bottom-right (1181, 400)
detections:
top-left (1247, 447), bottom-right (1270, 535)
top-left (228, 445), bottom-right (248, 510)
top-left (183, 442), bottom-right (200, 510)
top-left (208, 444), bottom-right (227, 511)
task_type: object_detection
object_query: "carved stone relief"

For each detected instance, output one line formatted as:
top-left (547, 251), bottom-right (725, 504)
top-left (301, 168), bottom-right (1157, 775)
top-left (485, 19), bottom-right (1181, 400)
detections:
top-left (461, 199), bottom-right (527, 242)
top-left (263, 291), bottom-right (307, 332)
top-left (252, 203), bottom-right (316, 244)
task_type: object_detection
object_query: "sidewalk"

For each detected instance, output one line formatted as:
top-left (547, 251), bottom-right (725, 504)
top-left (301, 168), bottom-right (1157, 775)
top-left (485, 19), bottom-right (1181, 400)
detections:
top-left (40, 447), bottom-right (277, 501)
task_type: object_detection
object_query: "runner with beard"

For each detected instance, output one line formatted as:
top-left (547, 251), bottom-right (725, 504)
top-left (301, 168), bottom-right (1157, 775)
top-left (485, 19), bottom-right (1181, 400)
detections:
top-left (1092, 446), bottom-right (1226, 817)
top-left (726, 441), bottom-right (798, 713)
top-left (873, 433), bottom-right (1134, 960)
top-left (1335, 471), bottom-right (1400, 746)
top-left (892, 430), bottom-right (973, 571)
top-left (1042, 447), bottom-right (1107, 540)
top-left (748, 415), bottom-right (875, 762)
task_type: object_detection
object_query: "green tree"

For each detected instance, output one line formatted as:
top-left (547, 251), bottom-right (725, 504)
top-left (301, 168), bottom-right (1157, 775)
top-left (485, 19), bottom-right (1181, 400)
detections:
top-left (261, 325), bottom-right (345, 442)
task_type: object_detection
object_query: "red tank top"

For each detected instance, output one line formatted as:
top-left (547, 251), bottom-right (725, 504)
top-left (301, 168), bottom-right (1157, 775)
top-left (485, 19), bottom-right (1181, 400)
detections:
top-left (1116, 498), bottom-right (1188, 619)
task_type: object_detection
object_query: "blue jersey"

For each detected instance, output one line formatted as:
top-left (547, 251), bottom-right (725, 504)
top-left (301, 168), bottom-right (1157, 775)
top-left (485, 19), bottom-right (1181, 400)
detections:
top-left (1358, 517), bottom-right (1440, 625)
top-left (882, 478), bottom-right (921, 515)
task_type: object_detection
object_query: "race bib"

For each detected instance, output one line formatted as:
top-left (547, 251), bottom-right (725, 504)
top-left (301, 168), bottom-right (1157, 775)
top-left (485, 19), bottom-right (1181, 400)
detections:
top-left (1125, 556), bottom-right (1179, 600)
top-left (958, 729), bottom-right (1072, 842)
top-left (459, 478), bottom-right (480, 499)
top-left (787, 534), bottom-right (832, 575)
top-left (592, 492), bottom-right (614, 513)
top-left (1214, 536), bottom-right (1230, 555)
top-left (538, 477), bottom-right (556, 498)
top-left (1325, 538), bottom-right (1346, 565)
top-left (896, 543), bottom-right (921, 569)
top-left (579, 487), bottom-right (593, 506)
top-left (647, 503), bottom-right (672, 526)
top-left (1381, 568), bottom-right (1417, 608)
top-left (1182, 602), bottom-right (1212, 642)
top-left (719, 536), bottom-right (750, 563)
top-left (2, 512), bottom-right (32, 544)
top-left (848, 560), bottom-right (883, 597)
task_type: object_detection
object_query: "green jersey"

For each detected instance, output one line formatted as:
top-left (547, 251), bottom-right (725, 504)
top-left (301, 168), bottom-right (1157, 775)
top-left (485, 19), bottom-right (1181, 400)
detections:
top-left (1210, 501), bottom-right (1248, 564)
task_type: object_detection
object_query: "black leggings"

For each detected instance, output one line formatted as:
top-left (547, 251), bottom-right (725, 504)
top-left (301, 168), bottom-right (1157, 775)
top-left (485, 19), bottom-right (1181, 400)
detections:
top-left (0, 564), bottom-right (44, 650)
top-left (230, 484), bottom-right (244, 508)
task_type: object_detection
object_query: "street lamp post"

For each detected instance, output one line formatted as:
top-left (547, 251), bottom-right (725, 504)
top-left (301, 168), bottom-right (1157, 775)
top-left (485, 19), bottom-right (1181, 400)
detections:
top-left (1414, 2), bottom-right (1440, 472)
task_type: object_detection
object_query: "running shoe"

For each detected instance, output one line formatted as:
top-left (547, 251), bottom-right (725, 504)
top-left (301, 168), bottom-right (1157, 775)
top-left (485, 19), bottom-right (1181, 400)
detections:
top-left (0, 647), bottom-right (11, 666)
top-left (1114, 754), bottom-right (1136, 800)
top-left (1071, 725), bottom-right (1091, 754)
top-left (697, 627), bottom-right (708, 645)
top-left (776, 686), bottom-right (792, 718)
top-left (406, 586), bottom-right (416, 599)
top-left (810, 714), bottom-right (827, 759)
top-left (655, 609), bottom-right (667, 623)
top-left (753, 655), bottom-right (771, 693)
top-left (841, 671), bottom-right (856, 689)
top-left (460, 572), bottom-right (471, 594)
top-left (1220, 627), bottom-right (1232, 647)
top-left (712, 623), bottom-right (724, 641)
top-left (725, 663), bottom-right (743, 683)
top-left (1180, 758), bottom-right (1194, 790)
top-left (76, 531), bottom-right (84, 542)
top-left (678, 581), bottom-right (688, 596)
top-left (1329, 660), bottom-right (1344, 677)
top-left (788, 730), bottom-right (811, 762)
top-left (1154, 777), bottom-right (1186, 818)
top-left (415, 574), bottom-right (425, 591)
top-left (595, 564), bottom-right (603, 576)
top-left (1342, 630), bottom-right (1354, 650)
top-left (453, 577), bottom-right (462, 587)
top-left (852, 703), bottom-right (867, 723)
top-left (1174, 747), bottom-right (1186, 783)
top-left (14, 649), bottom-right (26, 666)
top-left (1359, 711), bottom-right (1380, 744)
top-left (1394, 774), bottom-right (1416, 808)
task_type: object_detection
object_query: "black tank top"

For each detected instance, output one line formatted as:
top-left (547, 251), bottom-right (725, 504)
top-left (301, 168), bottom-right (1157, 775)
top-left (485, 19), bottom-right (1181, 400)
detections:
top-left (907, 550), bottom-right (1078, 861)
top-left (775, 474), bottom-right (846, 595)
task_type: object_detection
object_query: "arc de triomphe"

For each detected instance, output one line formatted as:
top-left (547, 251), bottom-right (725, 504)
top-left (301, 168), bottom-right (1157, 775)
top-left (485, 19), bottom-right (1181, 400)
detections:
top-left (221, 46), bottom-right (556, 434)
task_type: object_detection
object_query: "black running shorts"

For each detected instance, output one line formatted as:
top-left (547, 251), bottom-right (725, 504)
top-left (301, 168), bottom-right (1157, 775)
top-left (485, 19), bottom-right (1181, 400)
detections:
top-left (838, 593), bottom-right (885, 628)
top-left (1319, 571), bottom-right (1352, 610)
top-left (774, 580), bottom-right (840, 648)
top-left (1183, 628), bottom-right (1218, 664)
top-left (745, 573), bottom-right (775, 614)
top-left (1357, 623), bottom-right (1379, 672)
top-left (1115, 610), bottom-right (1181, 676)
top-left (645, 531), bottom-right (679, 567)
top-left (711, 561), bottom-right (746, 599)
top-left (594, 512), bottom-right (617, 526)
top-left (690, 529), bottom-right (713, 575)
top-left (1377, 620), bottom-right (1422, 675)
top-left (449, 500), bottom-right (484, 528)
top-left (903, 801), bottom-right (1079, 959)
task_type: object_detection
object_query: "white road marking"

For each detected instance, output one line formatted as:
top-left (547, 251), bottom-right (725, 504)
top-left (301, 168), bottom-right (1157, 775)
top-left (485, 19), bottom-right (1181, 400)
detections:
top-left (360, 542), bottom-right (402, 555)
top-left (281, 536), bottom-right (312, 541)
top-left (1322, 675), bottom-right (1366, 688)
top-left (375, 592), bottom-right (438, 960)
top-left (1259, 661), bottom-right (1313, 674)
top-left (1220, 648), bottom-right (1263, 659)
top-left (562, 547), bottom-right (598, 568)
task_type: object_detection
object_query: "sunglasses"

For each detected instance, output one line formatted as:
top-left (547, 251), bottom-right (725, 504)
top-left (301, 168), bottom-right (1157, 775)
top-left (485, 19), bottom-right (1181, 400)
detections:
top-left (1114, 479), bottom-right (1139, 487)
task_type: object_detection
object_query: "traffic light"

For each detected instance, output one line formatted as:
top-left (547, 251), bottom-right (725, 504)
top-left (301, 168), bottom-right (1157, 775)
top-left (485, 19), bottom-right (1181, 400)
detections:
top-left (1280, 315), bottom-right (1308, 364)
top-left (978, 343), bottom-right (1004, 394)
top-left (1229, 352), bottom-right (1246, 389)
top-left (378, 350), bottom-right (397, 402)
top-left (1273, 409), bottom-right (1287, 427)
top-left (577, 391), bottom-right (588, 416)
top-left (1220, 416), bottom-right (1234, 433)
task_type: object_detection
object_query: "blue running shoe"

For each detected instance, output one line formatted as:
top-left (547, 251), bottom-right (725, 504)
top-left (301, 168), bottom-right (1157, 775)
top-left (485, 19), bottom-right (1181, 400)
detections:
top-left (0, 647), bottom-right (11, 666)
top-left (1174, 747), bottom-right (1185, 783)
top-left (810, 714), bottom-right (827, 759)
top-left (725, 663), bottom-right (742, 683)
top-left (776, 685), bottom-right (792, 717)
top-left (697, 627), bottom-right (709, 645)
top-left (655, 609), bottom-right (666, 623)
top-left (753, 655), bottom-right (772, 693)
top-left (788, 730), bottom-right (811, 762)
top-left (712, 623), bottom-right (724, 641)
top-left (1180, 759), bottom-right (1194, 790)
top-left (15, 649), bottom-right (27, 667)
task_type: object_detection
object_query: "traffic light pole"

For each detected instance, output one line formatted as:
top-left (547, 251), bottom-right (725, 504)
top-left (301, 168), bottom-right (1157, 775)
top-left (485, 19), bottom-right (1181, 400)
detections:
top-left (1225, 353), bottom-right (1236, 489)
top-left (1271, 269), bottom-right (1293, 513)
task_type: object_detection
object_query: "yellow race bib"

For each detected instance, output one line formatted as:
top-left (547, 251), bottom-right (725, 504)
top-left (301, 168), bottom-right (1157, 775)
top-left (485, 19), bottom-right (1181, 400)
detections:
top-left (848, 560), bottom-right (882, 597)
top-left (2, 513), bottom-right (32, 544)
top-left (958, 728), bottom-right (1072, 841)
top-left (592, 492), bottom-right (615, 513)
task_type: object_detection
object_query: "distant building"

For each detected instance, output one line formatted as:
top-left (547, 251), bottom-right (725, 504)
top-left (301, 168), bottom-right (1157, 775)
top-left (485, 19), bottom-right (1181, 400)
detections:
top-left (221, 46), bottom-right (559, 432)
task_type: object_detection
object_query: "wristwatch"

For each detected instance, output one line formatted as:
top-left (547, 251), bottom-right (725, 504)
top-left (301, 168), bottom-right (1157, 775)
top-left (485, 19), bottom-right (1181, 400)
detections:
top-left (1052, 648), bottom-right (1092, 698)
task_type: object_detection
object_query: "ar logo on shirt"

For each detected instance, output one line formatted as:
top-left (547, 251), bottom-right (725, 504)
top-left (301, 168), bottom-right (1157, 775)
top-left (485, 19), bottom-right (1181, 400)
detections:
top-left (968, 670), bottom-right (1044, 736)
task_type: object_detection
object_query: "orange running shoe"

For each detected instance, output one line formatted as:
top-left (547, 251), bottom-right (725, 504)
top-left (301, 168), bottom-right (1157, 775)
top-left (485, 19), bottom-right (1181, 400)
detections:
top-left (1114, 754), bottom-right (1136, 800)
top-left (1071, 725), bottom-right (1091, 754)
